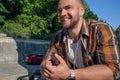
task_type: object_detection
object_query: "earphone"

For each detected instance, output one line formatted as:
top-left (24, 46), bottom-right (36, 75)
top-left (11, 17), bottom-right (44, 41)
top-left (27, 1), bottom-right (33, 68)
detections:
top-left (80, 10), bottom-right (83, 16)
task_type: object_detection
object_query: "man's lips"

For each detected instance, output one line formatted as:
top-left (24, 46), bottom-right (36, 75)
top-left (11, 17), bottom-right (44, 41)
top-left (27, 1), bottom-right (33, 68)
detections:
top-left (61, 18), bottom-right (70, 23)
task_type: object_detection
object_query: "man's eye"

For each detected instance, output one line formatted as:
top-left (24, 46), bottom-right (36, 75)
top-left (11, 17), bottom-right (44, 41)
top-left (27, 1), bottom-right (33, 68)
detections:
top-left (65, 6), bottom-right (71, 10)
top-left (58, 9), bottom-right (62, 13)
top-left (58, 10), bottom-right (62, 13)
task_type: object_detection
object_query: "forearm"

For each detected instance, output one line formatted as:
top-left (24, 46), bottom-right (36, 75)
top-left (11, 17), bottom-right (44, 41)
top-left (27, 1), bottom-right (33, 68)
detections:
top-left (74, 65), bottom-right (114, 80)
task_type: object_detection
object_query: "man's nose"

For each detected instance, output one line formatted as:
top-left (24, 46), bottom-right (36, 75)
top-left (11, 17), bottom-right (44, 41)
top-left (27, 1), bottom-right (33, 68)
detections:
top-left (61, 9), bottom-right (67, 16)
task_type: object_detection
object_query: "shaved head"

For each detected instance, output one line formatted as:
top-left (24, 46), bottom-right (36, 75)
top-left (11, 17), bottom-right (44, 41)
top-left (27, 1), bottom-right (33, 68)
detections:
top-left (77, 0), bottom-right (84, 9)
top-left (58, 0), bottom-right (84, 9)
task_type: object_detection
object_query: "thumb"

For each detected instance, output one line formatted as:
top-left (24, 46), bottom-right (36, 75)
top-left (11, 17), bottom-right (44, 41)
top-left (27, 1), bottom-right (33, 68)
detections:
top-left (54, 54), bottom-right (66, 64)
top-left (46, 56), bottom-right (52, 65)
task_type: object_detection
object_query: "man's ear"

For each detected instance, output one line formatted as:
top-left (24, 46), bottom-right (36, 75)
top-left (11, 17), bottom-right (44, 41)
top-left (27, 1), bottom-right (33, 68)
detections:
top-left (79, 8), bottom-right (84, 16)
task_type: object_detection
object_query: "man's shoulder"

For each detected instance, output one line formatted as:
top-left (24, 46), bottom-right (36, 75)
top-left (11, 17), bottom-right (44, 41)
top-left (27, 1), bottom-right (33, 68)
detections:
top-left (52, 28), bottom-right (66, 37)
top-left (86, 19), bottom-right (110, 28)
top-left (51, 28), bottom-right (66, 43)
top-left (51, 28), bottom-right (64, 41)
top-left (53, 29), bottom-right (63, 35)
top-left (86, 19), bottom-right (113, 32)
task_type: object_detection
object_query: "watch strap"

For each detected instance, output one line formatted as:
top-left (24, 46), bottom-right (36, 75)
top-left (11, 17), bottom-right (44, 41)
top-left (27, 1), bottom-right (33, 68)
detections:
top-left (68, 70), bottom-right (75, 80)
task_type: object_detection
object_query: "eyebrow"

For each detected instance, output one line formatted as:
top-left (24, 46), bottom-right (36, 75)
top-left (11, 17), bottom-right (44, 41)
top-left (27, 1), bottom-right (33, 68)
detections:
top-left (58, 5), bottom-right (72, 10)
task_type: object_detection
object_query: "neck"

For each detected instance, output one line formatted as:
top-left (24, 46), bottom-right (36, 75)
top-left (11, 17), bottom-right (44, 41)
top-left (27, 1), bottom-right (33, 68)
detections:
top-left (68, 18), bottom-right (83, 42)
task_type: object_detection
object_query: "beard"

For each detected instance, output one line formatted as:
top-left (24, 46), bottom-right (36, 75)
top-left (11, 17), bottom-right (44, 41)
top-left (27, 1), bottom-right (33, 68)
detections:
top-left (63, 18), bottom-right (80, 30)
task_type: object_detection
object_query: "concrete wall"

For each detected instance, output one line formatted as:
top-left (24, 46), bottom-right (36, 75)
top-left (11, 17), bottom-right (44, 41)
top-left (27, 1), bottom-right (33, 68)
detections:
top-left (0, 34), bottom-right (50, 80)
top-left (0, 35), bottom-right (18, 63)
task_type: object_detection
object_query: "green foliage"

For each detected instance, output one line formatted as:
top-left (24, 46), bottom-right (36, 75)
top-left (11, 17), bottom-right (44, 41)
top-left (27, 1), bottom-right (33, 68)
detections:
top-left (0, 2), bottom-right (9, 25)
top-left (34, 0), bottom-right (58, 17)
top-left (0, 3), bottom-right (9, 15)
top-left (0, 21), bottom-right (30, 39)
top-left (1, 0), bottom-right (23, 19)
top-left (0, 16), bottom-right (5, 25)
top-left (82, 0), bottom-right (98, 20)
top-left (116, 25), bottom-right (120, 49)
top-left (20, 0), bottom-right (33, 15)
top-left (29, 16), bottom-right (52, 40)
top-left (0, 0), bottom-right (100, 40)
top-left (82, 0), bottom-right (90, 11)
top-left (116, 25), bottom-right (120, 34)
top-left (17, 14), bottom-right (33, 27)
top-left (84, 10), bottom-right (98, 20)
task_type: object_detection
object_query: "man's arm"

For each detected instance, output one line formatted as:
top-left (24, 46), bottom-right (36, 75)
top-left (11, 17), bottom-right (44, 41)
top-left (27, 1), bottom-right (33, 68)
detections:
top-left (42, 54), bottom-right (114, 80)
top-left (74, 65), bottom-right (114, 80)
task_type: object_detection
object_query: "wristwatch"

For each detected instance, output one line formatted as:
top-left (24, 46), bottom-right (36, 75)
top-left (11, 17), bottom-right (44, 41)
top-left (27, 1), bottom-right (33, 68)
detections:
top-left (68, 70), bottom-right (76, 80)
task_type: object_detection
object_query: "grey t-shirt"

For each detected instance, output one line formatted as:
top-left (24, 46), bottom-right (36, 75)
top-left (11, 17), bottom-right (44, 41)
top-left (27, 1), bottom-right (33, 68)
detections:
top-left (68, 38), bottom-right (84, 69)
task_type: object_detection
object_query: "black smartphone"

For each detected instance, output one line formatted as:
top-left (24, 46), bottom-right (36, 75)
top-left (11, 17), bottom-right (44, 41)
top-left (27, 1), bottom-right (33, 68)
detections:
top-left (51, 51), bottom-right (60, 65)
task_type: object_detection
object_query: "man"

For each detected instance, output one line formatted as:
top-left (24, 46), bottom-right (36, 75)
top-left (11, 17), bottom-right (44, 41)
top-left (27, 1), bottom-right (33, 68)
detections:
top-left (40, 0), bottom-right (120, 80)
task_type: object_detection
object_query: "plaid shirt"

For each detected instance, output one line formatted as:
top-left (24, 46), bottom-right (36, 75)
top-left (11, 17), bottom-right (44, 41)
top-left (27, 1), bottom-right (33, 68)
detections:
top-left (47, 19), bottom-right (120, 79)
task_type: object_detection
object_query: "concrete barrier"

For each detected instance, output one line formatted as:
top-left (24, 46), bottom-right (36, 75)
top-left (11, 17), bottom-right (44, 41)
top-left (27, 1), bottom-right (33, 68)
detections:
top-left (0, 34), bottom-right (50, 80)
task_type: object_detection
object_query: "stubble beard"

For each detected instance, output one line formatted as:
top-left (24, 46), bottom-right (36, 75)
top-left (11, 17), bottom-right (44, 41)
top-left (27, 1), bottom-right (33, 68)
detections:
top-left (63, 19), bottom-right (79, 31)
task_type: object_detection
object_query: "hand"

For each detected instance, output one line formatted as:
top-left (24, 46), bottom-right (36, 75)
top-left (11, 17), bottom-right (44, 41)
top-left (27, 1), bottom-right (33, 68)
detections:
top-left (40, 56), bottom-right (52, 79)
top-left (43, 54), bottom-right (70, 80)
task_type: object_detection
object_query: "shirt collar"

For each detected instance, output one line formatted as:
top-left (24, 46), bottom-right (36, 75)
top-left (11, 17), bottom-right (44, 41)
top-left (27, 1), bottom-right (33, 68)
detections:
top-left (79, 20), bottom-right (89, 38)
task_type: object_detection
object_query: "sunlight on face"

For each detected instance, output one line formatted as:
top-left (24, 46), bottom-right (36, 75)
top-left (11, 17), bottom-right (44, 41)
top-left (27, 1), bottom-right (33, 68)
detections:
top-left (58, 0), bottom-right (84, 29)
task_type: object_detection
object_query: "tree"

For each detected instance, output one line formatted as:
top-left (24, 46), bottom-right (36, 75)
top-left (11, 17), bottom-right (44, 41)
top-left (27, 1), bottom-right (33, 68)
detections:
top-left (116, 25), bottom-right (120, 49)
top-left (1, 0), bottom-right (23, 19)
top-left (116, 25), bottom-right (120, 34)
top-left (84, 10), bottom-right (98, 20)
top-left (0, 2), bottom-right (9, 25)
top-left (0, 0), bottom-right (100, 40)
top-left (82, 0), bottom-right (98, 20)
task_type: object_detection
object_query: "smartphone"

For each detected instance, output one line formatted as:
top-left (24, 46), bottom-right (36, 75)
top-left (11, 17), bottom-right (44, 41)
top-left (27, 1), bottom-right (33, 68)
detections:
top-left (51, 51), bottom-right (60, 65)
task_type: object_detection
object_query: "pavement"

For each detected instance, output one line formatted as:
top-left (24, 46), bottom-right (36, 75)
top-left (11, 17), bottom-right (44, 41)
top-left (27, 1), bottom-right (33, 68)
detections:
top-left (0, 63), bottom-right (28, 80)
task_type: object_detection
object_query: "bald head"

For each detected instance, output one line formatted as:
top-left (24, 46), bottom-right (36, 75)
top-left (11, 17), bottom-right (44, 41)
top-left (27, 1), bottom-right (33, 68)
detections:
top-left (58, 0), bottom-right (84, 8)
top-left (77, 0), bottom-right (84, 8)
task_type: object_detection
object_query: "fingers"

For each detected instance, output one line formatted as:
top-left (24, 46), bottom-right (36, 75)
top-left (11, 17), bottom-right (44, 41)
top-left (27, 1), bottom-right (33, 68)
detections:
top-left (41, 66), bottom-right (51, 79)
top-left (45, 56), bottom-right (54, 72)
top-left (40, 55), bottom-right (57, 79)
top-left (46, 56), bottom-right (52, 62)
top-left (40, 56), bottom-right (52, 79)
top-left (40, 56), bottom-right (52, 74)
top-left (44, 68), bottom-right (51, 76)
top-left (43, 71), bottom-right (49, 79)
top-left (42, 68), bottom-right (54, 80)
top-left (54, 53), bottom-right (65, 64)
